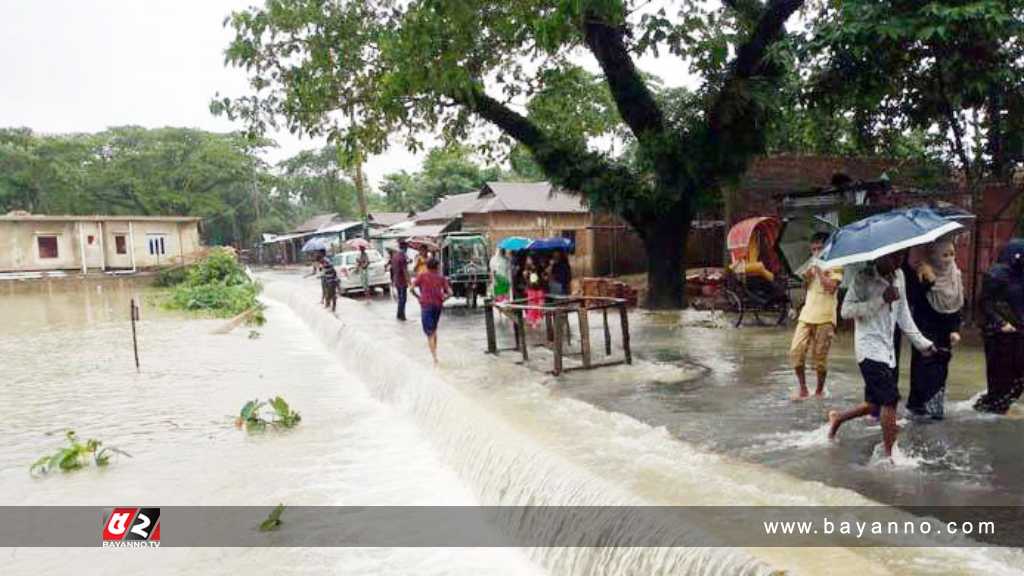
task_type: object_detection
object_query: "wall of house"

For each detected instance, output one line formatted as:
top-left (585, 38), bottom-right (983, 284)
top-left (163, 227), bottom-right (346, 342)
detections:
top-left (462, 211), bottom-right (596, 277)
top-left (0, 220), bottom-right (202, 273)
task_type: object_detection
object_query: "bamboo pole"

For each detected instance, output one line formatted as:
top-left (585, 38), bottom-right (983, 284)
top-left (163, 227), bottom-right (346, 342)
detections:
top-left (130, 298), bottom-right (140, 372)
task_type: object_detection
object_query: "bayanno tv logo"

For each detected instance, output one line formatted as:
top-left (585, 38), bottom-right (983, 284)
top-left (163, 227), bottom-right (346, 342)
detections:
top-left (102, 507), bottom-right (161, 548)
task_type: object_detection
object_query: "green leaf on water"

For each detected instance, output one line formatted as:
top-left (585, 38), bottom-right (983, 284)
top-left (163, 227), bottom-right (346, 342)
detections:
top-left (259, 504), bottom-right (286, 532)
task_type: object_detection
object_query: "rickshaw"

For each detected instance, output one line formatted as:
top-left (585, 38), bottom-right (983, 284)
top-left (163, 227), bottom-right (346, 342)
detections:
top-left (692, 216), bottom-right (793, 327)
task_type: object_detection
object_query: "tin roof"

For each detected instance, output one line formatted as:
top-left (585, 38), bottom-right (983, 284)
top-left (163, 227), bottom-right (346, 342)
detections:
top-left (0, 213), bottom-right (201, 223)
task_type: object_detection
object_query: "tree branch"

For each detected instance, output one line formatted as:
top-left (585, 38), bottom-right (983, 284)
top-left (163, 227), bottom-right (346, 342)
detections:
top-left (731, 0), bottom-right (804, 81)
top-left (581, 12), bottom-right (665, 140)
top-left (453, 86), bottom-right (647, 227)
top-left (722, 0), bottom-right (766, 25)
top-left (703, 0), bottom-right (805, 180)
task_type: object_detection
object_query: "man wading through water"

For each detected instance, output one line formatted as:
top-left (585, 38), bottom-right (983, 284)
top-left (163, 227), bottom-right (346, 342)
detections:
top-left (790, 232), bottom-right (843, 399)
top-left (828, 251), bottom-right (937, 459)
top-left (412, 257), bottom-right (452, 365)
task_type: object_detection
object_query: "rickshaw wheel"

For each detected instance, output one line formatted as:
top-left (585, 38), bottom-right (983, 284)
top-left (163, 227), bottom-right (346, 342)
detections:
top-left (718, 288), bottom-right (743, 328)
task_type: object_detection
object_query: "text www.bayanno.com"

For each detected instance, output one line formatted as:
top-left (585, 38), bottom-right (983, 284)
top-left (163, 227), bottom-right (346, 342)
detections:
top-left (763, 518), bottom-right (995, 539)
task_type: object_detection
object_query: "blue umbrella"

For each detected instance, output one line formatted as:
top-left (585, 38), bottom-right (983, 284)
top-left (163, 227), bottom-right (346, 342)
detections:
top-left (528, 237), bottom-right (573, 251)
top-left (301, 237), bottom-right (329, 252)
top-left (819, 207), bottom-right (964, 269)
top-left (498, 236), bottom-right (532, 251)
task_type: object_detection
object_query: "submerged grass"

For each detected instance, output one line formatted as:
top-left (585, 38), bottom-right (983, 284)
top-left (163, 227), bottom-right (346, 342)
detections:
top-left (156, 248), bottom-right (265, 324)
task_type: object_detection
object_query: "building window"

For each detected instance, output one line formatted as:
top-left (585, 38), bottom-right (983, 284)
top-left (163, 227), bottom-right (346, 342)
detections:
top-left (147, 234), bottom-right (167, 256)
top-left (87, 235), bottom-right (95, 245)
top-left (115, 235), bottom-right (127, 255)
top-left (37, 235), bottom-right (59, 259)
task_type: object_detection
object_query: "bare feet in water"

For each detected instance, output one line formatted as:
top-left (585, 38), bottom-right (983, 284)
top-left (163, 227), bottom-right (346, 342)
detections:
top-left (827, 410), bottom-right (840, 440)
top-left (792, 388), bottom-right (810, 401)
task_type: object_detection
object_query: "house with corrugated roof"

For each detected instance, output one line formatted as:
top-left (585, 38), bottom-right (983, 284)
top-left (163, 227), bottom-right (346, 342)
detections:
top-left (378, 182), bottom-right (646, 278)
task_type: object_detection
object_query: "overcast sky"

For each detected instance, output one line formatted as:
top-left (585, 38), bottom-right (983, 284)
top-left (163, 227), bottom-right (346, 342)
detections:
top-left (0, 0), bottom-right (696, 189)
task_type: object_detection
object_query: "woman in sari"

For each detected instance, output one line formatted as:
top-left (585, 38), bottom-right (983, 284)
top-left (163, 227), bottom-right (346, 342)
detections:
top-left (523, 255), bottom-right (545, 328)
top-left (975, 239), bottom-right (1024, 414)
top-left (904, 239), bottom-right (963, 419)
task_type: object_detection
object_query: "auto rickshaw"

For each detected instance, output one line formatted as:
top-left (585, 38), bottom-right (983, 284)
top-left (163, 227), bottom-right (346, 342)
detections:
top-left (440, 232), bottom-right (490, 308)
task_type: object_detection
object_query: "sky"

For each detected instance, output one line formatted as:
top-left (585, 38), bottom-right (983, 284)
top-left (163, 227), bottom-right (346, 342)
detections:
top-left (0, 0), bottom-right (696, 189)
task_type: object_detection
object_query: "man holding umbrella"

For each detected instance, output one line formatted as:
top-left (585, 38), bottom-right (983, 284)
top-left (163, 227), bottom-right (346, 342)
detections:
top-left (821, 208), bottom-right (956, 459)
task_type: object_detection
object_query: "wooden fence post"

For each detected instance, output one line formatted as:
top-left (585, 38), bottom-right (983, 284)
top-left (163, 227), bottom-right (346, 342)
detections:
top-left (552, 311), bottom-right (564, 375)
top-left (619, 303), bottom-right (632, 365)
top-left (602, 307), bottom-right (612, 356)
top-left (578, 305), bottom-right (592, 368)
top-left (517, 309), bottom-right (529, 362)
top-left (484, 299), bottom-right (497, 354)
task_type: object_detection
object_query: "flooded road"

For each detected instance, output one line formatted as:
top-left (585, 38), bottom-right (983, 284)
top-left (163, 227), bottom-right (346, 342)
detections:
top-left (266, 271), bottom-right (1023, 574)
top-left (3, 272), bottom-right (1024, 575)
top-left (0, 279), bottom-right (541, 576)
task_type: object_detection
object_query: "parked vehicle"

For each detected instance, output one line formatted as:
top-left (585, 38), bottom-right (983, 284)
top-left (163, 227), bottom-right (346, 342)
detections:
top-left (331, 249), bottom-right (390, 295)
top-left (440, 233), bottom-right (489, 307)
top-left (689, 217), bottom-right (794, 327)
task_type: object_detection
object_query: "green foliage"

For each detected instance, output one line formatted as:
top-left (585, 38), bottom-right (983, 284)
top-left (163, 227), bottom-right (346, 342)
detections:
top-left (0, 127), bottom-right (295, 247)
top-left (155, 266), bottom-right (191, 287)
top-left (235, 396), bottom-right (301, 432)
top-left (802, 0), bottom-right (1024, 178)
top-left (30, 430), bottom-right (130, 476)
top-left (162, 249), bottom-right (264, 319)
top-left (212, 0), bottom-right (808, 308)
top-left (278, 145), bottom-right (362, 217)
top-left (379, 145), bottom-right (502, 212)
top-left (259, 504), bottom-right (286, 532)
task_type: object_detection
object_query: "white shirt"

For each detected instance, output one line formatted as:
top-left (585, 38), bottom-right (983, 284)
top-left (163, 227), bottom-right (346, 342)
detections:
top-left (489, 253), bottom-right (509, 279)
top-left (841, 268), bottom-right (933, 367)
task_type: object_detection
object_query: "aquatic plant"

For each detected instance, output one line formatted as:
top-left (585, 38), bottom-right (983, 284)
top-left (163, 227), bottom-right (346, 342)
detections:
top-left (235, 396), bottom-right (301, 432)
top-left (269, 396), bottom-right (301, 428)
top-left (30, 430), bottom-right (131, 476)
top-left (259, 504), bottom-right (286, 532)
top-left (160, 248), bottom-right (264, 321)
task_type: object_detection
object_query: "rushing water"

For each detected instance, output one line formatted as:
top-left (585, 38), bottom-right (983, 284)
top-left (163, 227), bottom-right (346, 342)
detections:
top-left (3, 273), bottom-right (1024, 575)
top-left (0, 279), bottom-right (541, 576)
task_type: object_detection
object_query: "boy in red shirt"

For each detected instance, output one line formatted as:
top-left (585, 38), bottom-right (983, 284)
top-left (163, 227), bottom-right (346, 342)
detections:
top-left (412, 258), bottom-right (452, 365)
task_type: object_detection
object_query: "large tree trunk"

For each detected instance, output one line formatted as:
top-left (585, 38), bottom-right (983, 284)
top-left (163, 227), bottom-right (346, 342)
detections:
top-left (641, 203), bottom-right (691, 309)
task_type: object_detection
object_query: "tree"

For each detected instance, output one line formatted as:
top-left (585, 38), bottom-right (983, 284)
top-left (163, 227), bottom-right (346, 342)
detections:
top-left (377, 144), bottom-right (503, 212)
top-left (804, 0), bottom-right (1024, 181)
top-left (278, 145), bottom-right (360, 217)
top-left (215, 0), bottom-right (805, 308)
top-left (0, 127), bottom-right (288, 247)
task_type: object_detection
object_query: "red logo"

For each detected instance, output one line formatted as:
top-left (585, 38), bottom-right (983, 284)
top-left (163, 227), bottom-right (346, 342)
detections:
top-left (102, 508), bottom-right (160, 547)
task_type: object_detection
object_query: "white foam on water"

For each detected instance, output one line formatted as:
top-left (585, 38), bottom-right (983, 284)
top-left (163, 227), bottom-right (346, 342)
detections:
top-left (267, 277), bottom-right (1024, 576)
top-left (746, 423), bottom-right (834, 453)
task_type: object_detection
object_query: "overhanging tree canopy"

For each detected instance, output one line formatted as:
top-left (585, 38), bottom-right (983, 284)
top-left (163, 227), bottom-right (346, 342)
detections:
top-left (214, 0), bottom-right (806, 308)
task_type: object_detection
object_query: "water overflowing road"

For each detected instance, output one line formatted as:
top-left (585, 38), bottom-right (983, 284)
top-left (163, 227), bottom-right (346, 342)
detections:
top-left (3, 272), bottom-right (1024, 575)
top-left (0, 279), bottom-right (542, 576)
top-left (265, 269), bottom-right (1023, 575)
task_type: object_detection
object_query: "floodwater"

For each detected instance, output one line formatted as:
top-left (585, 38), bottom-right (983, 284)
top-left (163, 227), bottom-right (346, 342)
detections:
top-left (2, 272), bottom-right (1024, 575)
top-left (0, 279), bottom-right (541, 576)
